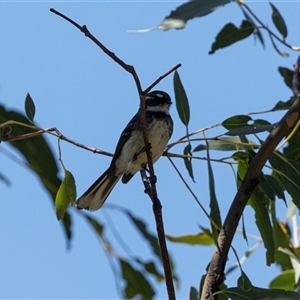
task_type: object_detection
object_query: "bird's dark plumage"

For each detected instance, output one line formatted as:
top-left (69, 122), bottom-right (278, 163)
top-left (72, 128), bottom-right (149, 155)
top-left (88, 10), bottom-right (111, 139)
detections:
top-left (76, 90), bottom-right (173, 211)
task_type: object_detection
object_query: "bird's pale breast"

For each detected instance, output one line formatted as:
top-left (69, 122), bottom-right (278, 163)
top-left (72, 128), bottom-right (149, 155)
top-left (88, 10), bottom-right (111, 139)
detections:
top-left (115, 119), bottom-right (171, 176)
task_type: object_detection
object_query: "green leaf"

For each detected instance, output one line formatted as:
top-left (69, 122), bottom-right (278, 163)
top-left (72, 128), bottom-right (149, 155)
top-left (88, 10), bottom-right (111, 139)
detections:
top-left (259, 173), bottom-right (285, 202)
top-left (232, 150), bottom-right (250, 162)
top-left (278, 67), bottom-right (294, 90)
top-left (120, 259), bottom-right (155, 299)
top-left (209, 20), bottom-right (254, 54)
top-left (224, 124), bottom-right (274, 136)
top-left (141, 261), bottom-right (164, 282)
top-left (268, 26), bottom-right (289, 57)
top-left (222, 286), bottom-right (300, 299)
top-left (166, 231), bottom-right (214, 246)
top-left (0, 126), bottom-right (3, 144)
top-left (62, 212), bottom-right (72, 248)
top-left (278, 248), bottom-right (300, 284)
top-left (127, 212), bottom-right (161, 260)
top-left (270, 2), bottom-right (288, 39)
top-left (158, 0), bottom-right (231, 30)
top-left (184, 143), bottom-right (195, 182)
top-left (85, 216), bottom-right (104, 237)
top-left (173, 70), bottom-right (190, 126)
top-left (24, 93), bottom-right (36, 122)
top-left (221, 271), bottom-right (300, 299)
top-left (0, 106), bottom-right (61, 199)
top-left (240, 6), bottom-right (265, 48)
top-left (222, 115), bottom-right (252, 130)
top-left (55, 170), bottom-right (76, 220)
top-left (269, 270), bottom-right (295, 290)
top-left (271, 97), bottom-right (295, 112)
top-left (236, 153), bottom-right (257, 205)
top-left (286, 199), bottom-right (297, 221)
top-left (194, 137), bottom-right (248, 152)
top-left (270, 202), bottom-right (293, 270)
top-left (250, 189), bottom-right (275, 266)
top-left (189, 287), bottom-right (199, 300)
top-left (207, 147), bottom-right (221, 242)
top-left (237, 271), bottom-right (252, 289)
top-left (269, 153), bottom-right (300, 210)
top-left (0, 106), bottom-right (71, 242)
top-left (283, 125), bottom-right (300, 162)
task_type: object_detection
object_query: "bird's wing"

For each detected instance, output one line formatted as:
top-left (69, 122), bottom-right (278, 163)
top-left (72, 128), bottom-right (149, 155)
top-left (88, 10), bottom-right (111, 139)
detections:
top-left (108, 111), bottom-right (140, 173)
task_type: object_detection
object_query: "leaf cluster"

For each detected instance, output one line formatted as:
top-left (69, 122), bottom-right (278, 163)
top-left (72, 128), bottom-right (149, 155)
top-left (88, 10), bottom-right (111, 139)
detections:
top-left (2, 1), bottom-right (300, 299)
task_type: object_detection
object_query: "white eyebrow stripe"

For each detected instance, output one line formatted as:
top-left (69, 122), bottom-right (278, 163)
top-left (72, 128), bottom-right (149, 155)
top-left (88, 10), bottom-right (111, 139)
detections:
top-left (146, 92), bottom-right (164, 99)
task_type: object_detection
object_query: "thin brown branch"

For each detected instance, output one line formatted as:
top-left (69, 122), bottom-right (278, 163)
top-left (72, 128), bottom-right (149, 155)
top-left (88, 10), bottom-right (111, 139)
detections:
top-left (238, 1), bottom-right (300, 51)
top-left (140, 170), bottom-right (176, 300)
top-left (165, 152), bottom-right (236, 166)
top-left (50, 8), bottom-right (142, 94)
top-left (166, 156), bottom-right (219, 229)
top-left (4, 126), bottom-right (113, 157)
top-left (50, 8), bottom-right (177, 298)
top-left (144, 64), bottom-right (181, 94)
top-left (200, 54), bottom-right (300, 299)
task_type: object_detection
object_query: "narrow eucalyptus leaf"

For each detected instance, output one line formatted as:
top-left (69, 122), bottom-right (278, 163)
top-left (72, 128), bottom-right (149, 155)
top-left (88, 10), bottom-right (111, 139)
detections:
top-left (25, 93), bottom-right (36, 122)
top-left (127, 212), bottom-right (161, 259)
top-left (278, 67), bottom-right (294, 90)
top-left (158, 0), bottom-right (231, 31)
top-left (166, 232), bottom-right (214, 245)
top-left (194, 137), bottom-right (252, 152)
top-left (189, 287), bottom-right (199, 300)
top-left (142, 261), bottom-right (164, 282)
top-left (120, 259), bottom-right (155, 299)
top-left (209, 20), bottom-right (254, 54)
top-left (269, 271), bottom-right (295, 290)
top-left (207, 147), bottom-right (221, 242)
top-left (85, 216), bottom-right (104, 236)
top-left (250, 189), bottom-right (275, 266)
top-left (0, 106), bottom-right (61, 199)
top-left (241, 6), bottom-right (265, 48)
top-left (224, 124), bottom-right (274, 136)
top-left (55, 170), bottom-right (76, 220)
top-left (269, 153), bottom-right (300, 209)
top-left (0, 107), bottom-right (72, 244)
top-left (173, 70), bottom-right (190, 126)
top-left (222, 115), bottom-right (252, 130)
top-left (184, 143), bottom-right (195, 182)
top-left (223, 285), bottom-right (300, 299)
top-left (0, 127), bottom-right (3, 144)
top-left (270, 2), bottom-right (288, 38)
top-left (271, 97), bottom-right (295, 112)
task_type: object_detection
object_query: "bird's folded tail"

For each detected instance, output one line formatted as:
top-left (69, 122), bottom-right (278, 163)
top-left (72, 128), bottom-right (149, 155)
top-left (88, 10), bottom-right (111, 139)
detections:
top-left (76, 169), bottom-right (121, 211)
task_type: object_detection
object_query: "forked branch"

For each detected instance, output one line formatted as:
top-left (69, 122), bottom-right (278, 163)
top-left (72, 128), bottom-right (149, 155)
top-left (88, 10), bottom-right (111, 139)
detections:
top-left (50, 8), bottom-right (179, 299)
top-left (200, 55), bottom-right (300, 299)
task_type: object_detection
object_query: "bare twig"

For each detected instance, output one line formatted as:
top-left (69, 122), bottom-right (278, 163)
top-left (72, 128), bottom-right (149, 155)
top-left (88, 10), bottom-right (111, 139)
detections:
top-left (200, 55), bottom-right (300, 299)
top-left (140, 169), bottom-right (176, 300)
top-left (49, 8), bottom-right (143, 93)
top-left (166, 156), bottom-right (218, 228)
top-left (50, 8), bottom-right (178, 299)
top-left (238, 0), bottom-right (300, 51)
top-left (4, 126), bottom-right (113, 157)
top-left (144, 64), bottom-right (181, 95)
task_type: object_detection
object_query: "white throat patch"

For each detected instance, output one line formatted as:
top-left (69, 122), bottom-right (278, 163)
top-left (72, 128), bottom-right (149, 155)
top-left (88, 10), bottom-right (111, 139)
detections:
top-left (146, 104), bottom-right (170, 114)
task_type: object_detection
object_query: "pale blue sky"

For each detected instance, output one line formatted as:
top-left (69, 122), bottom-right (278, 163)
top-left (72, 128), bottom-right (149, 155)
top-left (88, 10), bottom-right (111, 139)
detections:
top-left (0, 1), bottom-right (299, 299)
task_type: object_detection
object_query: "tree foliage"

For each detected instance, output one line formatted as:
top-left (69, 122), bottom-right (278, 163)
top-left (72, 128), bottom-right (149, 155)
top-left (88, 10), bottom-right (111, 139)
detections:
top-left (2, 1), bottom-right (300, 299)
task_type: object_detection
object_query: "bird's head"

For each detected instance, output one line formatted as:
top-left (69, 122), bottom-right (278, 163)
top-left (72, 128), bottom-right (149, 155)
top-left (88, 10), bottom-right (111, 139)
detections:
top-left (145, 91), bottom-right (172, 114)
